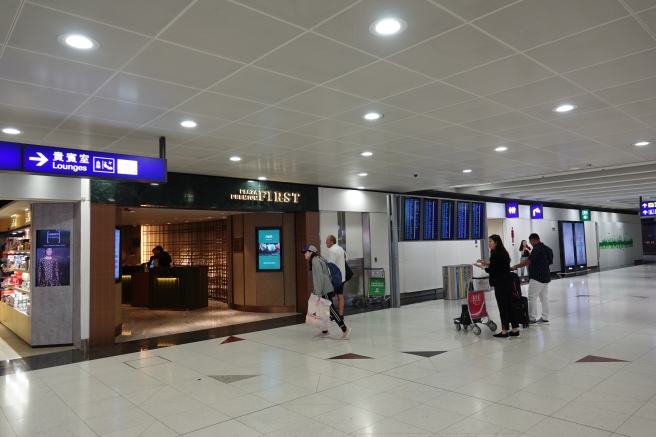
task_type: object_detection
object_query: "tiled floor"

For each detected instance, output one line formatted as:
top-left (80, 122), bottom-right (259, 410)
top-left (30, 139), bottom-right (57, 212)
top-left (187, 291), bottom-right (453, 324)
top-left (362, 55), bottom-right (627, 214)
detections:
top-left (0, 324), bottom-right (75, 361)
top-left (3, 264), bottom-right (656, 436)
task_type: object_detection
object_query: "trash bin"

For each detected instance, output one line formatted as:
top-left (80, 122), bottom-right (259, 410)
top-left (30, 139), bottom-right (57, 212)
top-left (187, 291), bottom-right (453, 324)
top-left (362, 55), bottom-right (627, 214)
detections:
top-left (442, 264), bottom-right (473, 300)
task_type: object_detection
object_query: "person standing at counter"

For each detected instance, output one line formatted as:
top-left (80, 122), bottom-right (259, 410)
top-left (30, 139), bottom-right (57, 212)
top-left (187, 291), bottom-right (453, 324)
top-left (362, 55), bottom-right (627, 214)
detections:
top-left (38, 247), bottom-right (61, 286)
top-left (150, 246), bottom-right (172, 268)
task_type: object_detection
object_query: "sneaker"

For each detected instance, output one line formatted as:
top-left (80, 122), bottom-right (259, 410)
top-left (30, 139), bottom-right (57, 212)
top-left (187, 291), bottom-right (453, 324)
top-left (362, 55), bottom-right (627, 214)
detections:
top-left (329, 316), bottom-right (335, 323)
top-left (341, 327), bottom-right (352, 340)
top-left (537, 318), bottom-right (549, 324)
top-left (509, 331), bottom-right (520, 337)
top-left (314, 332), bottom-right (330, 338)
top-left (529, 319), bottom-right (537, 324)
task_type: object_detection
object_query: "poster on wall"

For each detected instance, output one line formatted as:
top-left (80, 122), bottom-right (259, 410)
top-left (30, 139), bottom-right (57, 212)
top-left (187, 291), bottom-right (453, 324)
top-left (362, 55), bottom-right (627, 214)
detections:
top-left (256, 227), bottom-right (282, 271)
top-left (35, 229), bottom-right (71, 287)
top-left (423, 199), bottom-right (439, 240)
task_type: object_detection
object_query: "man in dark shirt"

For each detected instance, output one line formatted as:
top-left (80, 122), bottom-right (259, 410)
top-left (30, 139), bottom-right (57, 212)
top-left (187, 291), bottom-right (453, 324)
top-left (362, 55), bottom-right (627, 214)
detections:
top-left (150, 246), bottom-right (172, 268)
top-left (512, 233), bottom-right (553, 324)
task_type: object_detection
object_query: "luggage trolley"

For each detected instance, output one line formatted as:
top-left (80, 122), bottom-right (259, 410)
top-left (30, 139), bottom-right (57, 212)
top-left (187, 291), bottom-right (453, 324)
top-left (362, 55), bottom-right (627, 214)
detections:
top-left (364, 268), bottom-right (390, 307)
top-left (453, 275), bottom-right (497, 335)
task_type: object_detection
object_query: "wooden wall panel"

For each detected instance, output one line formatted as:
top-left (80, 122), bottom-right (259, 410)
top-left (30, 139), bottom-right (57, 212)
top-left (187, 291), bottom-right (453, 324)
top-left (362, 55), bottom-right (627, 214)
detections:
top-left (243, 214), bottom-right (256, 306)
top-left (296, 212), bottom-right (319, 314)
top-left (254, 213), bottom-right (283, 306)
top-left (283, 213), bottom-right (296, 306)
top-left (231, 215), bottom-right (244, 305)
top-left (89, 204), bottom-right (116, 348)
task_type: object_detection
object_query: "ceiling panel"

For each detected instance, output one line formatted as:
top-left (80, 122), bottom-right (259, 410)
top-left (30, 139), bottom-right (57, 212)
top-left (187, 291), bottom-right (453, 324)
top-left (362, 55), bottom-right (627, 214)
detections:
top-left (0, 0), bottom-right (20, 43)
top-left (486, 77), bottom-right (586, 110)
top-left (254, 33), bottom-right (377, 83)
top-left (277, 86), bottom-right (370, 117)
top-left (95, 73), bottom-right (200, 109)
top-left (207, 122), bottom-right (282, 143)
top-left (443, 55), bottom-right (554, 96)
top-left (618, 97), bottom-right (656, 118)
top-left (526, 17), bottom-right (656, 73)
top-left (313, 0), bottom-right (463, 58)
top-left (0, 79), bottom-right (89, 113)
top-left (292, 119), bottom-right (364, 139)
top-left (238, 106), bottom-right (321, 131)
top-left (475, 0), bottom-right (628, 51)
top-left (73, 97), bottom-right (166, 125)
top-left (381, 81), bottom-right (476, 113)
top-left (376, 115), bottom-right (450, 136)
top-left (0, 48), bottom-right (115, 95)
top-left (388, 25), bottom-right (514, 80)
top-left (8, 3), bottom-right (151, 69)
top-left (29, 0), bottom-right (195, 36)
top-left (175, 91), bottom-right (267, 121)
top-left (594, 76), bottom-right (656, 106)
top-left (212, 68), bottom-right (314, 108)
top-left (325, 61), bottom-right (431, 100)
top-left (426, 99), bottom-right (509, 124)
top-left (494, 122), bottom-right (564, 142)
top-left (233, 0), bottom-right (355, 28)
top-left (0, 104), bottom-right (69, 129)
top-left (160, 0), bottom-right (302, 63)
top-left (462, 111), bottom-right (537, 134)
top-left (124, 40), bottom-right (244, 90)
top-left (145, 111), bottom-right (229, 135)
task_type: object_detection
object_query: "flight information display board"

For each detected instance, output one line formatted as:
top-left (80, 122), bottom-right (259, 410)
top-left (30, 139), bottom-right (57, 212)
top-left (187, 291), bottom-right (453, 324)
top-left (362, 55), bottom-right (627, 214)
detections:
top-left (456, 201), bottom-right (470, 239)
top-left (441, 200), bottom-right (454, 240)
top-left (423, 200), bottom-right (439, 240)
top-left (472, 203), bottom-right (485, 240)
top-left (404, 198), bottom-right (420, 240)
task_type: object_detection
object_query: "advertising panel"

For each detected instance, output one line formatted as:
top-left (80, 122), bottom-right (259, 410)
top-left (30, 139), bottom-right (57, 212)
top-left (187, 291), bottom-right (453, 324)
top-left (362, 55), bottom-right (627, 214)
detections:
top-left (257, 228), bottom-right (282, 271)
top-left (35, 229), bottom-right (71, 287)
top-left (561, 222), bottom-right (576, 268)
top-left (574, 222), bottom-right (587, 265)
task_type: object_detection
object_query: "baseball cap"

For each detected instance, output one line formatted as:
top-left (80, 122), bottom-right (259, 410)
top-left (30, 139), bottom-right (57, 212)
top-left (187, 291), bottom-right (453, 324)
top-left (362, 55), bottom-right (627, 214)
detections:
top-left (301, 245), bottom-right (317, 254)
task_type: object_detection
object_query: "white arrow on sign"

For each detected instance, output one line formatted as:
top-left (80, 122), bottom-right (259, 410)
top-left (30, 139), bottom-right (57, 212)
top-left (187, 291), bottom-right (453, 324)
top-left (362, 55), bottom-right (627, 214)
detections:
top-left (29, 152), bottom-right (48, 167)
top-left (644, 210), bottom-right (648, 215)
top-left (532, 207), bottom-right (541, 216)
top-left (643, 203), bottom-right (648, 208)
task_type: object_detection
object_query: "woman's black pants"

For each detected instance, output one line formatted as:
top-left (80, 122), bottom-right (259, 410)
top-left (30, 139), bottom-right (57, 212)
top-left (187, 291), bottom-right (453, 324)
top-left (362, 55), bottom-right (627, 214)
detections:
top-left (494, 279), bottom-right (518, 331)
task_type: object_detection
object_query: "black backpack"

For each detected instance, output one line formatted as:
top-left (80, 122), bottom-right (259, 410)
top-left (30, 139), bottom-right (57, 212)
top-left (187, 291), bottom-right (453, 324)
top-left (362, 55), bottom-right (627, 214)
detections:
top-left (510, 272), bottom-right (522, 302)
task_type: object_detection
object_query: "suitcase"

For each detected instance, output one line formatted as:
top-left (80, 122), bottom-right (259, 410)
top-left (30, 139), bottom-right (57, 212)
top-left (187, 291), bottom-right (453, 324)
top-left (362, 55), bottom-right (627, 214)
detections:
top-left (514, 296), bottom-right (530, 328)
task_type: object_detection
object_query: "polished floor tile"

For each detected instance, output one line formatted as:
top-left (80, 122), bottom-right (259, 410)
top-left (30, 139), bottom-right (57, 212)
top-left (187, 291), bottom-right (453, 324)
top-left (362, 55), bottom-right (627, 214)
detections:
top-left (4, 265), bottom-right (656, 435)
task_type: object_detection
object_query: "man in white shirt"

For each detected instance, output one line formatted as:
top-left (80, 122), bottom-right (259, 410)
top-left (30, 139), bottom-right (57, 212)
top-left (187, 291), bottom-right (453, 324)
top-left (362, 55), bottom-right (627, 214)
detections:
top-left (326, 234), bottom-right (346, 319)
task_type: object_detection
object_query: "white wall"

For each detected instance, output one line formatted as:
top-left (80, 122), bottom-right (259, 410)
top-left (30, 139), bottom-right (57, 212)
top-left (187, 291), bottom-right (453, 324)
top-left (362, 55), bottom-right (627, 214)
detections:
top-left (597, 221), bottom-right (641, 269)
top-left (319, 188), bottom-right (387, 213)
top-left (399, 240), bottom-right (481, 293)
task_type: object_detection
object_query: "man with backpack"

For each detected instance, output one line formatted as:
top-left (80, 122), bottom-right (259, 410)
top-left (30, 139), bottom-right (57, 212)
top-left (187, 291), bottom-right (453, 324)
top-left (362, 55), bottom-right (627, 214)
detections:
top-left (326, 234), bottom-right (347, 320)
top-left (511, 233), bottom-right (553, 324)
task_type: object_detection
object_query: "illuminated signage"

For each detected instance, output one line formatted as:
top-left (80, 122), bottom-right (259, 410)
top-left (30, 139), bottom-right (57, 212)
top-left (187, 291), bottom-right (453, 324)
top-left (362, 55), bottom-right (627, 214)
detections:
top-left (506, 202), bottom-right (519, 218)
top-left (230, 189), bottom-right (300, 203)
top-left (580, 209), bottom-right (591, 221)
top-left (531, 204), bottom-right (543, 219)
top-left (640, 201), bottom-right (656, 217)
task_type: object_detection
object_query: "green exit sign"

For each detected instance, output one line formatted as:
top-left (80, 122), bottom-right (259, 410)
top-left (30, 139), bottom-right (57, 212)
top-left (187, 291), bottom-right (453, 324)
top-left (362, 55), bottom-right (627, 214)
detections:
top-left (580, 209), bottom-right (591, 221)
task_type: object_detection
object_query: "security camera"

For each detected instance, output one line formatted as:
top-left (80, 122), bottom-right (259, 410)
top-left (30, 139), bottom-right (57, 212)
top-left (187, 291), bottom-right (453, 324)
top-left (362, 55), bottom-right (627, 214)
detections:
top-left (414, 173), bottom-right (418, 177)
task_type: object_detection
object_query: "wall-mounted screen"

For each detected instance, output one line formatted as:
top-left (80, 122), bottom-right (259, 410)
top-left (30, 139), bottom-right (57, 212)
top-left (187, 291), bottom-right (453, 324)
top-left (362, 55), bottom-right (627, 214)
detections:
top-left (423, 199), bottom-right (439, 240)
top-left (441, 200), bottom-right (454, 240)
top-left (472, 203), bottom-right (485, 240)
top-left (256, 227), bottom-right (282, 271)
top-left (574, 222), bottom-right (587, 266)
top-left (115, 228), bottom-right (121, 282)
top-left (558, 221), bottom-right (576, 273)
top-left (456, 201), bottom-right (470, 239)
top-left (403, 197), bottom-right (420, 241)
top-left (35, 229), bottom-right (71, 287)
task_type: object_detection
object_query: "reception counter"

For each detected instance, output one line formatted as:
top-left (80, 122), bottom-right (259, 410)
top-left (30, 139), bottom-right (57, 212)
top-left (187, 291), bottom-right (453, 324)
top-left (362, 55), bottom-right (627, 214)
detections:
top-left (125, 266), bottom-right (208, 310)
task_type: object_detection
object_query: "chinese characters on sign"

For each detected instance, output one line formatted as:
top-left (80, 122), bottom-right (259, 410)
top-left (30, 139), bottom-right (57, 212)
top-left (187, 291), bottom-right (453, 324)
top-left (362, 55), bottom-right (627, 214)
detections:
top-left (640, 202), bottom-right (656, 217)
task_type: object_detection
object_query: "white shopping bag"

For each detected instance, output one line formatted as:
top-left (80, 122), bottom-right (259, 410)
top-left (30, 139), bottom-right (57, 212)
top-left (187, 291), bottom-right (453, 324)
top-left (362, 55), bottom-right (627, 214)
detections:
top-left (306, 295), bottom-right (331, 331)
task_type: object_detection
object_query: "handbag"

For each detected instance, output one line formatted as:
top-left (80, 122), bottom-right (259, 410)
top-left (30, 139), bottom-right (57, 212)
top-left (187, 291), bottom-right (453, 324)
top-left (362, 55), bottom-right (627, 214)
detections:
top-left (306, 295), bottom-right (331, 330)
top-left (344, 263), bottom-right (354, 282)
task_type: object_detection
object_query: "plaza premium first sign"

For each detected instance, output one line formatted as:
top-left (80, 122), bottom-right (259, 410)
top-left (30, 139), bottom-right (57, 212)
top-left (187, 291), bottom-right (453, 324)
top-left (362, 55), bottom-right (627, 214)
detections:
top-left (0, 141), bottom-right (166, 183)
top-left (231, 188), bottom-right (300, 203)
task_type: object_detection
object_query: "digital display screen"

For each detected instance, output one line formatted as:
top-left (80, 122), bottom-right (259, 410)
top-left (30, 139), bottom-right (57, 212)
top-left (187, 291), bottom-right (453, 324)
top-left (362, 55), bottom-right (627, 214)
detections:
top-left (562, 222), bottom-right (576, 267)
top-left (456, 201), bottom-right (470, 239)
top-left (472, 203), bottom-right (485, 239)
top-left (404, 198), bottom-right (420, 241)
top-left (36, 229), bottom-right (71, 287)
top-left (574, 222), bottom-right (587, 265)
top-left (115, 229), bottom-right (121, 282)
top-left (441, 200), bottom-right (454, 240)
top-left (257, 228), bottom-right (282, 271)
top-left (423, 200), bottom-right (439, 240)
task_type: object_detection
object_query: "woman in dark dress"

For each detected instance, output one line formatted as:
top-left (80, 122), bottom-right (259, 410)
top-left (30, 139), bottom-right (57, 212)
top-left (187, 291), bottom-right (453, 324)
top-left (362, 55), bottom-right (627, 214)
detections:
top-left (38, 247), bottom-right (60, 286)
top-left (475, 234), bottom-right (519, 338)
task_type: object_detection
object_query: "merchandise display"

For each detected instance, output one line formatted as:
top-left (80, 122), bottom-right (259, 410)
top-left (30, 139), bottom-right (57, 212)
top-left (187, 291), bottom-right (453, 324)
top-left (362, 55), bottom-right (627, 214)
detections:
top-left (1, 233), bottom-right (32, 320)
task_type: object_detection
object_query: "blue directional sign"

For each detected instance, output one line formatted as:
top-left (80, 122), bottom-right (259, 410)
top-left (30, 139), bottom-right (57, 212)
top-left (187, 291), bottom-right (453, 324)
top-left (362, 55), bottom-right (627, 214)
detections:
top-left (22, 144), bottom-right (166, 183)
top-left (531, 204), bottom-right (543, 219)
top-left (506, 202), bottom-right (519, 218)
top-left (0, 141), bottom-right (22, 171)
top-left (640, 201), bottom-right (656, 217)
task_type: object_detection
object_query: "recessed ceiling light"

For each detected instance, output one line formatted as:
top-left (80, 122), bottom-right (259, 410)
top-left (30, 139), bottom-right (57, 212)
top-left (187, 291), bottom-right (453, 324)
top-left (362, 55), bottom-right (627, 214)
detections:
top-left (58, 34), bottom-right (99, 50)
top-left (2, 128), bottom-right (21, 135)
top-left (357, 186), bottom-right (365, 190)
top-left (370, 18), bottom-right (407, 36)
top-left (361, 151), bottom-right (373, 157)
top-left (462, 169), bottom-right (472, 173)
top-left (181, 120), bottom-right (197, 128)
top-left (553, 104), bottom-right (577, 113)
top-left (357, 173), bottom-right (368, 176)
top-left (363, 112), bottom-right (383, 120)
top-left (634, 141), bottom-right (651, 146)
top-left (230, 156), bottom-right (241, 161)
top-left (258, 176), bottom-right (267, 180)
top-left (495, 146), bottom-right (508, 152)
